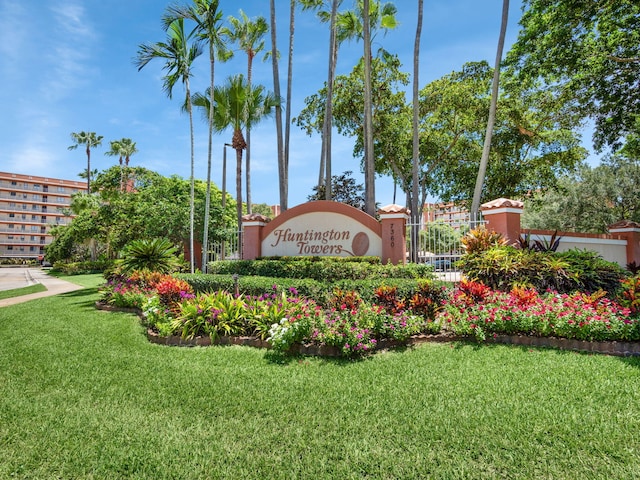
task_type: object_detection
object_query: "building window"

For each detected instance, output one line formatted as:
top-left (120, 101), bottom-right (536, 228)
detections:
top-left (33, 184), bottom-right (41, 191)
top-left (31, 226), bottom-right (39, 232)
top-left (22, 204), bottom-right (27, 210)
top-left (7, 246), bottom-right (12, 251)
top-left (11, 181), bottom-right (16, 186)
top-left (7, 236), bottom-right (13, 240)
top-left (10, 191), bottom-right (16, 197)
top-left (29, 246), bottom-right (35, 252)
top-left (31, 205), bottom-right (37, 210)
top-left (31, 215), bottom-right (36, 220)
top-left (30, 236), bottom-right (35, 241)
top-left (8, 224), bottom-right (14, 229)
top-left (9, 202), bottom-right (15, 207)
top-left (33, 194), bottom-right (40, 200)
top-left (9, 213), bottom-right (14, 218)
top-left (57, 186), bottom-right (66, 193)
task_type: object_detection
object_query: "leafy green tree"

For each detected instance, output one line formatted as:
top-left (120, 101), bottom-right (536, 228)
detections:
top-left (523, 154), bottom-right (640, 233)
top-left (307, 171), bottom-right (365, 211)
top-left (506, 0), bottom-right (640, 151)
top-left (68, 131), bottom-right (103, 194)
top-left (47, 167), bottom-right (236, 264)
top-left (296, 60), bottom-right (585, 208)
top-left (136, 16), bottom-right (203, 273)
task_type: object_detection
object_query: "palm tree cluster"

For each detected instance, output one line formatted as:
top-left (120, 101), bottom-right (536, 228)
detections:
top-left (135, 1), bottom-right (281, 273)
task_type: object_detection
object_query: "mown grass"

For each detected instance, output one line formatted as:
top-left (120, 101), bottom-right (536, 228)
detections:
top-left (1, 274), bottom-right (639, 479)
top-left (0, 283), bottom-right (46, 300)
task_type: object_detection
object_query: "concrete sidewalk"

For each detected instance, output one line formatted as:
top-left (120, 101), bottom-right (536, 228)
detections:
top-left (0, 269), bottom-right (85, 307)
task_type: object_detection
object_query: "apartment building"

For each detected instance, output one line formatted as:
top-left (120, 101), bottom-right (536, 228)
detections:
top-left (0, 172), bottom-right (83, 260)
top-left (422, 201), bottom-right (472, 229)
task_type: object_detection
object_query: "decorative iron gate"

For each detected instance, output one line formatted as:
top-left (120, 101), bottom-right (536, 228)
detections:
top-left (406, 209), bottom-right (483, 278)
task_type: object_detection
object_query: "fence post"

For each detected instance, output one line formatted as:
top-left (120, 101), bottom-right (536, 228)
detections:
top-left (609, 221), bottom-right (640, 267)
top-left (241, 214), bottom-right (270, 260)
top-left (378, 204), bottom-right (410, 265)
top-left (480, 198), bottom-right (524, 245)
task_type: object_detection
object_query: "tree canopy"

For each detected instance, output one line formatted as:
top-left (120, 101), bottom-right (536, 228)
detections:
top-left (506, 0), bottom-right (640, 152)
top-left (46, 166), bottom-right (236, 263)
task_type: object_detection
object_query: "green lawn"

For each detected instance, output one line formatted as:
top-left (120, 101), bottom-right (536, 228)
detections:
top-left (0, 283), bottom-right (46, 300)
top-left (1, 274), bottom-right (639, 479)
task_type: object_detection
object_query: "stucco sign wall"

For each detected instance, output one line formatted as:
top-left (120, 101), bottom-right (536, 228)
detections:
top-left (242, 201), bottom-right (408, 264)
top-left (263, 211), bottom-right (382, 257)
top-left (259, 202), bottom-right (382, 258)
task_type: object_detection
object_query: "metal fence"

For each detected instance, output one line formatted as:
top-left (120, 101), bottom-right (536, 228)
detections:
top-left (406, 211), bottom-right (484, 276)
top-left (207, 229), bottom-right (242, 264)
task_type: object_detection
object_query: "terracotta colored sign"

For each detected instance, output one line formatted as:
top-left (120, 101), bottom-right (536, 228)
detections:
top-left (261, 208), bottom-right (382, 258)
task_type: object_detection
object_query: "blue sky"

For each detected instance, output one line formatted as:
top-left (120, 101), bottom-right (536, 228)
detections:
top-left (0, 0), bottom-right (554, 208)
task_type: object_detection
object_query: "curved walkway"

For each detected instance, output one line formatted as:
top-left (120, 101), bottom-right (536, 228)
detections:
top-left (0, 268), bottom-right (84, 307)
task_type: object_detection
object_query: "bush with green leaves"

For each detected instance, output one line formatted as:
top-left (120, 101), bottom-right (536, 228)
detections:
top-left (176, 273), bottom-right (440, 308)
top-left (52, 260), bottom-right (114, 275)
top-left (207, 257), bottom-right (434, 282)
top-left (118, 238), bottom-right (180, 274)
top-left (458, 246), bottom-right (627, 295)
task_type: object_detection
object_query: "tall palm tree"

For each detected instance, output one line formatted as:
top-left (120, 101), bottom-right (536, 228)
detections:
top-left (192, 75), bottom-right (278, 251)
top-left (105, 138), bottom-right (138, 192)
top-left (226, 10), bottom-right (268, 215)
top-left (362, 0), bottom-right (375, 216)
top-left (410, 0), bottom-right (424, 262)
top-left (471, 0), bottom-right (510, 221)
top-left (300, 0), bottom-right (344, 199)
top-left (68, 131), bottom-right (103, 194)
top-left (339, 0), bottom-right (398, 216)
top-left (135, 17), bottom-right (203, 273)
top-left (167, 0), bottom-right (231, 273)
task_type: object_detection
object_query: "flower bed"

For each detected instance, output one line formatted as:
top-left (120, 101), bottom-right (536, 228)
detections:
top-left (98, 271), bottom-right (640, 358)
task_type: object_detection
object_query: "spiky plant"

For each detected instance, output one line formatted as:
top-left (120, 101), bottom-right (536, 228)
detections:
top-left (119, 238), bottom-right (179, 274)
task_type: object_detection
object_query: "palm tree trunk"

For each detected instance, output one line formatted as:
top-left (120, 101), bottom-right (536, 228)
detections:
top-left (270, 0), bottom-right (287, 211)
top-left (85, 145), bottom-right (91, 194)
top-left (284, 0), bottom-right (295, 188)
top-left (235, 146), bottom-right (244, 254)
top-left (202, 44), bottom-right (216, 273)
top-left (411, 0), bottom-right (424, 263)
top-left (320, 0), bottom-right (339, 200)
top-left (471, 0), bottom-right (509, 220)
top-left (363, 0), bottom-right (375, 216)
top-left (246, 55), bottom-right (254, 215)
top-left (186, 80), bottom-right (196, 274)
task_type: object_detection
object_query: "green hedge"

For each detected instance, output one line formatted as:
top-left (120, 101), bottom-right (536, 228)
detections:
top-left (52, 260), bottom-right (115, 275)
top-left (207, 257), bottom-right (434, 282)
top-left (176, 273), bottom-right (446, 307)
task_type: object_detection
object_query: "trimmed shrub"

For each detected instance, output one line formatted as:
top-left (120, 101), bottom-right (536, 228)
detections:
top-left (207, 257), bottom-right (434, 282)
